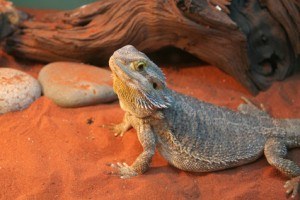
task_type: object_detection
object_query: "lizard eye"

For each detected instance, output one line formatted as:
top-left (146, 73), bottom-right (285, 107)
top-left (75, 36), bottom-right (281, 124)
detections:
top-left (136, 61), bottom-right (146, 71)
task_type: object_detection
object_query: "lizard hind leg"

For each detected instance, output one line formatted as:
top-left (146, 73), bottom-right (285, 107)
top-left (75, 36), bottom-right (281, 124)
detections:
top-left (264, 138), bottom-right (300, 198)
top-left (238, 97), bottom-right (269, 117)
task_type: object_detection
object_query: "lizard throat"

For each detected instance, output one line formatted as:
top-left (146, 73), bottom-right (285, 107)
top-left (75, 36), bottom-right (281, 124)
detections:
top-left (113, 75), bottom-right (156, 111)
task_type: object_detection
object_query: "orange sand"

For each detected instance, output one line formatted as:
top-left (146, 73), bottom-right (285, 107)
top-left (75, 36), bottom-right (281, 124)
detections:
top-left (0, 48), bottom-right (300, 199)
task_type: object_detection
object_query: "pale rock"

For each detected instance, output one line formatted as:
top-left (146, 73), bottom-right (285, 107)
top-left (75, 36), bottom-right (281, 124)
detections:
top-left (38, 62), bottom-right (117, 107)
top-left (0, 68), bottom-right (41, 114)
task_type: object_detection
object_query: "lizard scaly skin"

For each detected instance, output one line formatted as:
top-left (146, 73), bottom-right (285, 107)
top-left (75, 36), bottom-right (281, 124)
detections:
top-left (108, 45), bottom-right (300, 198)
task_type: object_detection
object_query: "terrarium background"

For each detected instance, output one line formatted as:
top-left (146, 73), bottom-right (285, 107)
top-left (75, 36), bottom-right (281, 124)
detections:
top-left (11, 0), bottom-right (97, 10)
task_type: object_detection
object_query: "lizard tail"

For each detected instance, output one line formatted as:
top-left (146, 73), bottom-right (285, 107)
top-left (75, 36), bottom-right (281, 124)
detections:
top-left (276, 119), bottom-right (300, 148)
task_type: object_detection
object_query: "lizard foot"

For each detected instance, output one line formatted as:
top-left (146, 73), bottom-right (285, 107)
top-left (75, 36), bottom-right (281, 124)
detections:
top-left (104, 123), bottom-right (127, 137)
top-left (238, 96), bottom-right (268, 116)
top-left (241, 96), bottom-right (266, 111)
top-left (111, 123), bottom-right (127, 137)
top-left (106, 162), bottom-right (138, 179)
top-left (284, 176), bottom-right (300, 198)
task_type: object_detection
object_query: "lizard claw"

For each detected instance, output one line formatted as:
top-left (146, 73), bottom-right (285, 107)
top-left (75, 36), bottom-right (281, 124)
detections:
top-left (284, 176), bottom-right (300, 198)
top-left (106, 162), bottom-right (138, 179)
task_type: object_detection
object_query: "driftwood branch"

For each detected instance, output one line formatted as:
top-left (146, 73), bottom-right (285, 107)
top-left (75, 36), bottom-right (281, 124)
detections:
top-left (0, 1), bottom-right (27, 40)
top-left (2, 0), bottom-right (299, 94)
top-left (230, 0), bottom-right (300, 90)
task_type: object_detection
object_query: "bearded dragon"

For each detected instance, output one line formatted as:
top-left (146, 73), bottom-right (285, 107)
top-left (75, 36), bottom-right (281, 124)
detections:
top-left (108, 45), bottom-right (300, 198)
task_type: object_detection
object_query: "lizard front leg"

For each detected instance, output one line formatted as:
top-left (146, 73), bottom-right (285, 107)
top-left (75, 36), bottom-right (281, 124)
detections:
top-left (109, 124), bottom-right (156, 179)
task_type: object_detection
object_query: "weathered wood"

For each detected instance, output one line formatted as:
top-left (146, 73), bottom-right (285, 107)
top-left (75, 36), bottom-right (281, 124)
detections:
top-left (2, 0), bottom-right (299, 94)
top-left (0, 14), bottom-right (11, 40)
top-left (229, 0), bottom-right (300, 90)
top-left (0, 1), bottom-right (28, 40)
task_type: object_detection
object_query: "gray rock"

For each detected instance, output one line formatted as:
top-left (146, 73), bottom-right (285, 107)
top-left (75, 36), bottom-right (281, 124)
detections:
top-left (38, 62), bottom-right (117, 107)
top-left (0, 68), bottom-right (41, 114)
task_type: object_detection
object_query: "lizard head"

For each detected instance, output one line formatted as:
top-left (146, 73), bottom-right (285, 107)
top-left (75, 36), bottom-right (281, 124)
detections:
top-left (109, 45), bottom-right (172, 114)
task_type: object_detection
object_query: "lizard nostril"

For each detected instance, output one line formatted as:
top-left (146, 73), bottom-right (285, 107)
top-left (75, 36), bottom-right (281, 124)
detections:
top-left (152, 82), bottom-right (158, 89)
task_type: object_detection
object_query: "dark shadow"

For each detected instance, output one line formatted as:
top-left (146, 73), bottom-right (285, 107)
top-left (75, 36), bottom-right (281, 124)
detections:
top-left (147, 46), bottom-right (206, 67)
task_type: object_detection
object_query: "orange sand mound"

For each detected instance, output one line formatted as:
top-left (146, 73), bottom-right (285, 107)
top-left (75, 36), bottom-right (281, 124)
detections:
top-left (0, 48), bottom-right (300, 200)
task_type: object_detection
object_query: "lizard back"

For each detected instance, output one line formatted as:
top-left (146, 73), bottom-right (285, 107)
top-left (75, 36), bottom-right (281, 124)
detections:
top-left (154, 90), bottom-right (272, 172)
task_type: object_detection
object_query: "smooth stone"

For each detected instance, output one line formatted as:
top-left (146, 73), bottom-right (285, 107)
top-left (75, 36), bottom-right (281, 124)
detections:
top-left (0, 68), bottom-right (41, 114)
top-left (38, 62), bottom-right (117, 107)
